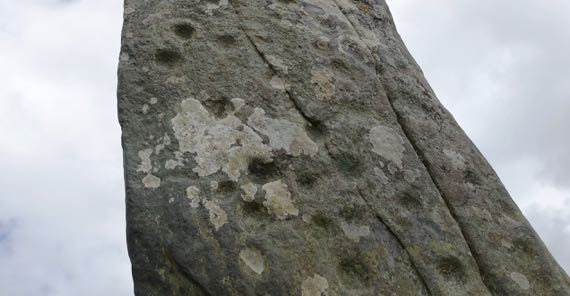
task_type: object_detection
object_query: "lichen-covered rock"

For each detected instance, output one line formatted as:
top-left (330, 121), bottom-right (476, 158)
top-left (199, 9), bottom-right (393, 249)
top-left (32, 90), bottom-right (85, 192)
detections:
top-left (117, 1), bottom-right (570, 295)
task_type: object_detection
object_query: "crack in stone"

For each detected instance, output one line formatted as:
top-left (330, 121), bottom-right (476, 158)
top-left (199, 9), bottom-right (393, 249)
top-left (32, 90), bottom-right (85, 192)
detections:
top-left (164, 250), bottom-right (212, 296)
top-left (330, 1), bottom-right (490, 294)
top-left (326, 1), bottom-right (431, 293)
top-left (243, 32), bottom-right (319, 127)
top-left (385, 90), bottom-right (492, 293)
top-left (356, 189), bottom-right (432, 295)
top-left (334, 2), bottom-right (491, 293)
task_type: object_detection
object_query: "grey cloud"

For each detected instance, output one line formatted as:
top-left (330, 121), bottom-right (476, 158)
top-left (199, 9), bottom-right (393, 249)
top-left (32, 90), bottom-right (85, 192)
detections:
top-left (0, 218), bottom-right (17, 247)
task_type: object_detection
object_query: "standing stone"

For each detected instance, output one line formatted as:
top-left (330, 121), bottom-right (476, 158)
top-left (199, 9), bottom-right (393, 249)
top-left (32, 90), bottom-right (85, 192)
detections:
top-left (117, 1), bottom-right (570, 295)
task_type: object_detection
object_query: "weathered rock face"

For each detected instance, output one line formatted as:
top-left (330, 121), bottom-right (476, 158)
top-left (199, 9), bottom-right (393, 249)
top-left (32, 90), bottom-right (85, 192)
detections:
top-left (117, 1), bottom-right (570, 295)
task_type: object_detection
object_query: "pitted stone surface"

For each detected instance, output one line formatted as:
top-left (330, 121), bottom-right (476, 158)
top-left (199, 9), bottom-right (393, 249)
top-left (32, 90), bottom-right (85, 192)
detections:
top-left (119, 0), bottom-right (570, 295)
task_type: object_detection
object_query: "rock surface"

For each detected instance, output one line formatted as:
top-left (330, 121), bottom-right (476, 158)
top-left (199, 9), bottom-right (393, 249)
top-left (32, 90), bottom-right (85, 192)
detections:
top-left (117, 1), bottom-right (570, 295)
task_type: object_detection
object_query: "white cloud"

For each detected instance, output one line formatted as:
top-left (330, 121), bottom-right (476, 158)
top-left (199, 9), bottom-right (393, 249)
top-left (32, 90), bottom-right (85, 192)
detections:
top-left (0, 0), bottom-right (131, 295)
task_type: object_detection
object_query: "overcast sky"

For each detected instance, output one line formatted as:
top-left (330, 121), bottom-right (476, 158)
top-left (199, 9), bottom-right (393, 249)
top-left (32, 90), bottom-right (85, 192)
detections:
top-left (0, 0), bottom-right (568, 295)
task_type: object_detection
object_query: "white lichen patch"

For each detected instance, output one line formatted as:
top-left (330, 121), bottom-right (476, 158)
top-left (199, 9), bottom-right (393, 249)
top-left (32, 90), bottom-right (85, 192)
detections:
top-left (124, 7), bottom-right (136, 14)
top-left (137, 149), bottom-right (154, 173)
top-left (266, 55), bottom-right (288, 73)
top-left (155, 134), bottom-right (171, 154)
top-left (241, 182), bottom-right (258, 202)
top-left (315, 36), bottom-right (330, 50)
top-left (142, 104), bottom-right (149, 114)
top-left (172, 98), bottom-right (273, 181)
top-left (510, 272), bottom-right (530, 290)
top-left (248, 108), bottom-right (318, 157)
top-left (442, 148), bottom-right (466, 170)
top-left (301, 274), bottom-right (329, 296)
top-left (119, 52), bottom-right (130, 62)
top-left (204, 0), bottom-right (229, 15)
top-left (369, 125), bottom-right (405, 169)
top-left (150, 97), bottom-right (158, 104)
top-left (270, 75), bottom-right (288, 91)
top-left (210, 181), bottom-right (219, 191)
top-left (165, 160), bottom-right (182, 169)
top-left (501, 240), bottom-right (514, 249)
top-left (165, 151), bottom-right (184, 170)
top-left (262, 180), bottom-right (299, 220)
top-left (239, 248), bottom-right (265, 275)
top-left (172, 98), bottom-right (318, 182)
top-left (340, 222), bottom-right (370, 243)
top-left (373, 167), bottom-right (388, 184)
top-left (204, 199), bottom-right (228, 231)
top-left (404, 169), bottom-right (419, 184)
top-left (186, 186), bottom-right (201, 208)
top-left (280, 19), bottom-right (294, 28)
top-left (310, 68), bottom-right (335, 100)
top-left (143, 173), bottom-right (161, 189)
top-left (141, 12), bottom-right (162, 26)
top-left (231, 98), bottom-right (246, 111)
top-left (165, 76), bottom-right (186, 85)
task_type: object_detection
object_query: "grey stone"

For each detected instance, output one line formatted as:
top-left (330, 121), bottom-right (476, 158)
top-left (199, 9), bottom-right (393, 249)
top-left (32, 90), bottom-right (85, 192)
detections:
top-left (117, 1), bottom-right (570, 295)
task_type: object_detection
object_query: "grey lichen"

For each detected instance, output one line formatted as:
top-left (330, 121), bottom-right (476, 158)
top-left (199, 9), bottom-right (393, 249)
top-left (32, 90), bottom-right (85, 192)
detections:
top-left (142, 173), bottom-right (161, 189)
top-left (248, 108), bottom-right (318, 157)
top-left (172, 98), bottom-right (318, 182)
top-left (340, 221), bottom-right (370, 243)
top-left (301, 274), bottom-right (329, 296)
top-left (204, 0), bottom-right (228, 15)
top-left (137, 149), bottom-right (153, 173)
top-left (210, 181), bottom-right (219, 191)
top-left (310, 68), bottom-right (335, 101)
top-left (261, 180), bottom-right (299, 220)
top-left (442, 148), bottom-right (467, 170)
top-left (240, 182), bottom-right (258, 202)
top-left (369, 125), bottom-right (405, 169)
top-left (510, 272), bottom-right (530, 290)
top-left (239, 248), bottom-right (265, 275)
top-left (266, 55), bottom-right (289, 74)
top-left (171, 98), bottom-right (273, 181)
top-left (204, 199), bottom-right (228, 231)
top-left (269, 75), bottom-right (288, 91)
top-left (165, 151), bottom-right (184, 170)
top-left (186, 185), bottom-right (201, 208)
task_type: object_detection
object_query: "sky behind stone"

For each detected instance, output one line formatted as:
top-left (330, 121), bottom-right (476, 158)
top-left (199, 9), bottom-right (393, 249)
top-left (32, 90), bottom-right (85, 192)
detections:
top-left (0, 0), bottom-right (568, 295)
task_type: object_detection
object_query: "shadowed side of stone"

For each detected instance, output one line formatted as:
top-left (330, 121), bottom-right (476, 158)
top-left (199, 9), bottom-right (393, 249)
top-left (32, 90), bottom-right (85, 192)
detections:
top-left (118, 0), bottom-right (570, 295)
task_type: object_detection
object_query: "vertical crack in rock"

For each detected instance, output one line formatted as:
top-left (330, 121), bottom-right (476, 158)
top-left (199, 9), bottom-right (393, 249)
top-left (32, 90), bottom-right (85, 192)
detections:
top-left (386, 91), bottom-right (490, 291)
top-left (356, 189), bottom-right (432, 295)
top-left (329, 1), bottom-right (490, 293)
top-left (327, 2), bottom-right (569, 294)
top-left (323, 1), bottom-right (435, 293)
